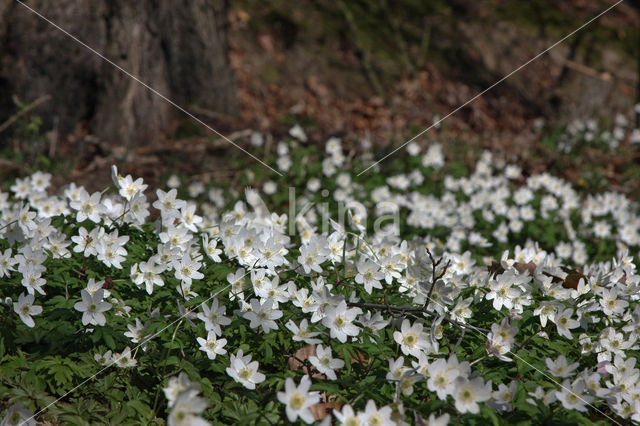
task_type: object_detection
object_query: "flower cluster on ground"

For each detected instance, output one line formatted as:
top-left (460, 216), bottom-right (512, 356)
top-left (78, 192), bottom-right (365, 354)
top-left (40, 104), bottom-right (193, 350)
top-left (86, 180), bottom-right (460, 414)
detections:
top-left (2, 108), bottom-right (640, 424)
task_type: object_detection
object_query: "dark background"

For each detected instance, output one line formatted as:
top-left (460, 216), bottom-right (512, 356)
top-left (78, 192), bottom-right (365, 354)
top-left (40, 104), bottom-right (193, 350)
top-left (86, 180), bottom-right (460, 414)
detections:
top-left (0, 0), bottom-right (639, 191)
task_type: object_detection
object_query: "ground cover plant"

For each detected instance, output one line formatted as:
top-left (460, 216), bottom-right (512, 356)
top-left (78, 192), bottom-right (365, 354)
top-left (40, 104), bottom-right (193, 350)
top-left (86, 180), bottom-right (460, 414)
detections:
top-left (2, 109), bottom-right (640, 425)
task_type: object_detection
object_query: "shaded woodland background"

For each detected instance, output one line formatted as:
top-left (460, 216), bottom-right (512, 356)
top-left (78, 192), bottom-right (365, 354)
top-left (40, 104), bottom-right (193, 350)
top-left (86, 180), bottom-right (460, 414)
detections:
top-left (0, 0), bottom-right (639, 193)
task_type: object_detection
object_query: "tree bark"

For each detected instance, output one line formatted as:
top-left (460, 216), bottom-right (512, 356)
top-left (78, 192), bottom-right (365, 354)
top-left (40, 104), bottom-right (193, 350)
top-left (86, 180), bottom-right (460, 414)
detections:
top-left (0, 0), bottom-right (237, 146)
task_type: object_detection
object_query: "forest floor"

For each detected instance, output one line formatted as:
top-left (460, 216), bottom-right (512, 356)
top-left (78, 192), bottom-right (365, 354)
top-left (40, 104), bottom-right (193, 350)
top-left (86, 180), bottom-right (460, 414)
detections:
top-left (2, 0), bottom-right (639, 198)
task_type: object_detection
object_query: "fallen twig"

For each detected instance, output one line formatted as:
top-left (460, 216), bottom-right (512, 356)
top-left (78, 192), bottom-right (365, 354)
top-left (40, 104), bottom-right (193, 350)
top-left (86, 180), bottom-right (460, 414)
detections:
top-left (347, 301), bottom-right (489, 333)
top-left (0, 94), bottom-right (52, 134)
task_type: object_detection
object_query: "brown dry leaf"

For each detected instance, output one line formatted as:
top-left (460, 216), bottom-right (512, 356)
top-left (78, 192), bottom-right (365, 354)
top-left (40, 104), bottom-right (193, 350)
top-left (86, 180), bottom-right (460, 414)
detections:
top-left (286, 345), bottom-right (326, 379)
top-left (487, 261), bottom-right (504, 277)
top-left (561, 269), bottom-right (586, 290)
top-left (286, 344), bottom-right (316, 371)
top-left (514, 261), bottom-right (537, 276)
top-left (310, 401), bottom-right (342, 421)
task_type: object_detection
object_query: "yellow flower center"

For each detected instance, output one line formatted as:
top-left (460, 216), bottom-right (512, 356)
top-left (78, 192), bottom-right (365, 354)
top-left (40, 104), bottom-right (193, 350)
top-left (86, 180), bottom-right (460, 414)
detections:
top-left (404, 333), bottom-right (417, 346)
top-left (290, 393), bottom-right (306, 409)
top-left (239, 367), bottom-right (252, 380)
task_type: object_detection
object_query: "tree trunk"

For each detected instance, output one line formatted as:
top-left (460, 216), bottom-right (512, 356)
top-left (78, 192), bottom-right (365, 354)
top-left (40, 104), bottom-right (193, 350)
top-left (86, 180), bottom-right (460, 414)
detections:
top-left (0, 0), bottom-right (237, 146)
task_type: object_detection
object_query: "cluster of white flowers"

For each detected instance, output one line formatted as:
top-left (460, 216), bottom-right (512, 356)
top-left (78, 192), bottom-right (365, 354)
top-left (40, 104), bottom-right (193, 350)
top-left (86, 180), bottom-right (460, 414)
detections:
top-left (4, 119), bottom-right (640, 423)
top-left (559, 107), bottom-right (640, 152)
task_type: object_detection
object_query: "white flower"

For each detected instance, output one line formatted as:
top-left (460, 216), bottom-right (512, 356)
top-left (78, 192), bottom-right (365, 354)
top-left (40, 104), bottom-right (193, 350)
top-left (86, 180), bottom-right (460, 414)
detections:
top-left (71, 226), bottom-right (102, 257)
top-left (163, 373), bottom-right (199, 408)
top-left (196, 331), bottom-right (227, 360)
top-left (491, 381), bottom-right (516, 412)
top-left (1, 403), bottom-right (35, 426)
top-left (277, 156), bottom-right (292, 172)
top-left (96, 233), bottom-right (129, 269)
top-left (297, 242), bottom-right (328, 274)
top-left (286, 319), bottom-right (322, 344)
top-left (0, 248), bottom-right (17, 278)
top-left (16, 203), bottom-right (37, 232)
top-left (227, 268), bottom-right (247, 300)
top-left (202, 234), bottom-right (222, 262)
top-left (307, 178), bottom-right (321, 192)
top-left (9, 177), bottom-right (32, 199)
top-left (361, 400), bottom-right (393, 426)
top-left (289, 124), bottom-right (307, 142)
top-left (422, 143), bottom-right (444, 168)
top-left (533, 301), bottom-right (558, 327)
top-left (243, 298), bottom-right (282, 333)
top-left (599, 327), bottom-right (635, 354)
top-left (74, 288), bottom-right (112, 326)
top-left (355, 259), bottom-right (384, 294)
top-left (358, 310), bottom-right (389, 337)
top-left (188, 182), bottom-right (205, 198)
top-left (553, 308), bottom-right (579, 339)
top-left (20, 266), bottom-right (46, 296)
top-left (422, 412), bottom-right (450, 426)
top-left (321, 301), bottom-right (362, 343)
top-left (526, 385), bottom-right (557, 406)
top-left (277, 376), bottom-right (320, 424)
top-left (95, 350), bottom-right (113, 366)
top-left (13, 293), bottom-right (42, 328)
top-left (117, 174), bottom-right (148, 201)
top-left (486, 271), bottom-right (523, 311)
top-left (545, 355), bottom-right (579, 378)
top-left (127, 191), bottom-right (150, 224)
top-left (113, 346), bottom-right (137, 368)
top-left (406, 141), bottom-right (421, 156)
top-left (226, 350), bottom-right (265, 390)
top-left (393, 319), bottom-right (431, 358)
top-left (450, 297), bottom-right (473, 323)
top-left (263, 181), bottom-right (277, 195)
top-left (86, 277), bottom-right (109, 298)
top-left (427, 358), bottom-right (458, 400)
top-left (197, 298), bottom-right (231, 336)
top-left (309, 344), bottom-right (344, 380)
top-left (452, 376), bottom-right (492, 414)
top-left (255, 275), bottom-right (290, 308)
top-left (486, 317), bottom-right (518, 362)
top-left (333, 404), bottom-right (363, 426)
top-left (166, 175), bottom-right (181, 189)
top-left (159, 224), bottom-right (189, 250)
top-left (398, 370), bottom-right (420, 396)
top-left (555, 380), bottom-right (593, 412)
top-left (179, 204), bottom-right (203, 233)
top-left (599, 288), bottom-right (628, 316)
top-left (580, 371), bottom-right (609, 398)
top-left (69, 189), bottom-right (104, 223)
top-left (250, 131), bottom-right (263, 147)
top-left (46, 232), bottom-right (72, 258)
top-left (173, 254), bottom-right (204, 285)
top-left (386, 356), bottom-right (408, 383)
top-left (124, 318), bottom-right (145, 343)
top-left (168, 388), bottom-right (210, 426)
top-left (134, 259), bottom-right (165, 295)
top-left (153, 188), bottom-right (186, 212)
